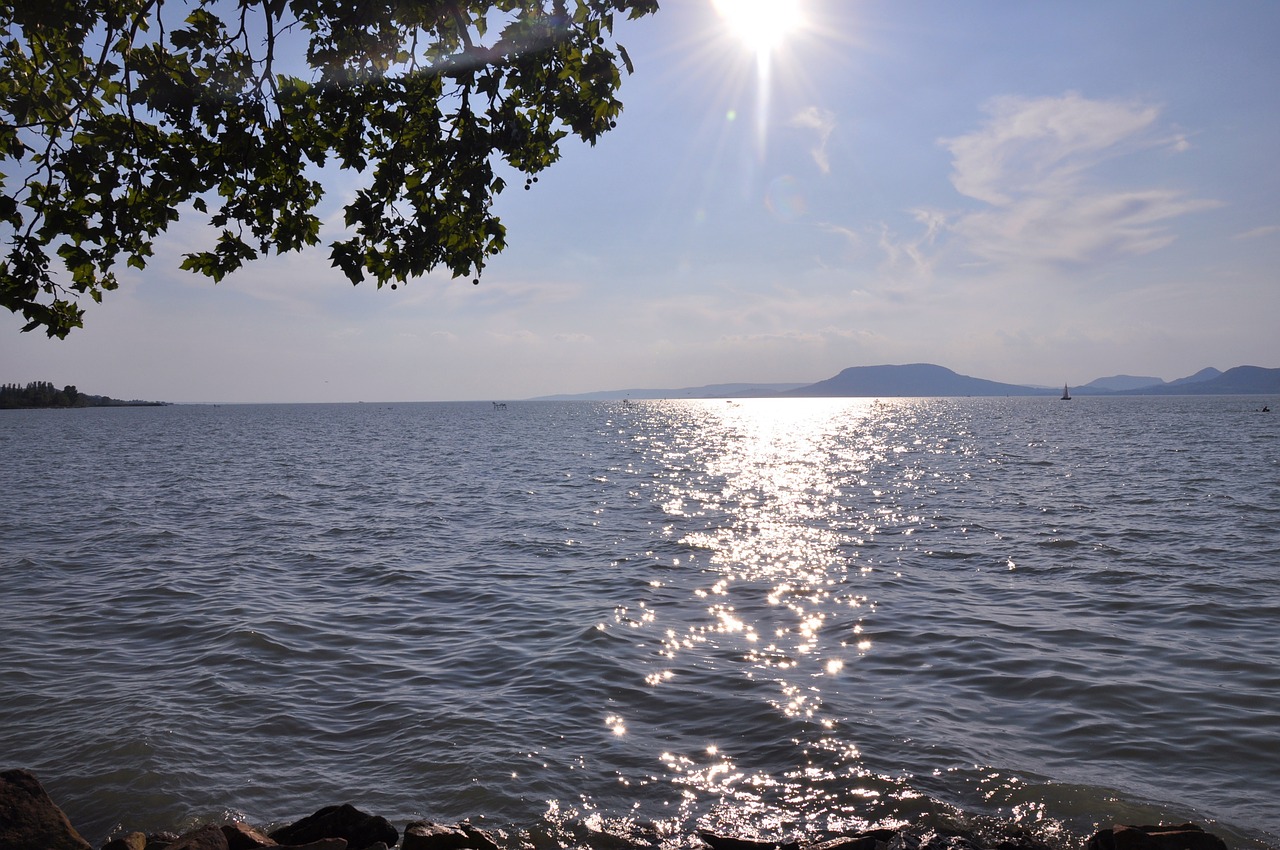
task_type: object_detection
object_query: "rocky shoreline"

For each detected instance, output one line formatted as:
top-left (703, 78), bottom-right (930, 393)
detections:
top-left (1, 769), bottom-right (1234, 850)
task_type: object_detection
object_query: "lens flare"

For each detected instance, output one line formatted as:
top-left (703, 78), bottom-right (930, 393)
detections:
top-left (765, 174), bottom-right (806, 221)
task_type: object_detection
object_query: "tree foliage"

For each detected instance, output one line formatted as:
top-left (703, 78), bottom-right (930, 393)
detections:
top-left (0, 379), bottom-right (164, 406)
top-left (0, 0), bottom-right (659, 337)
top-left (0, 379), bottom-right (77, 406)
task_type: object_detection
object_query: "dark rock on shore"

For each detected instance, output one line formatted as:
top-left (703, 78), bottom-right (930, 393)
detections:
top-left (267, 803), bottom-right (397, 850)
top-left (223, 823), bottom-right (276, 849)
top-left (166, 824), bottom-right (231, 850)
top-left (808, 830), bottom-right (902, 850)
top-left (0, 768), bottom-right (93, 850)
top-left (402, 820), bottom-right (501, 850)
top-left (102, 832), bottom-right (149, 850)
top-left (700, 825), bottom-right (1045, 850)
top-left (700, 831), bottom-right (802, 850)
top-left (1086, 824), bottom-right (1228, 850)
top-left (0, 769), bottom-right (1241, 850)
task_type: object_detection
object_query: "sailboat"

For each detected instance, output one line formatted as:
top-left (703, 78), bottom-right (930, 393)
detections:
top-left (1060, 384), bottom-right (1071, 401)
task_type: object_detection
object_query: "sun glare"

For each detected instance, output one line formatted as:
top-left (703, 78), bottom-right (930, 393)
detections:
top-left (710, 0), bottom-right (806, 159)
top-left (713, 0), bottom-right (804, 55)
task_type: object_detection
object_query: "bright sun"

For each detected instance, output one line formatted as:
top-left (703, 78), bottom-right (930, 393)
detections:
top-left (713, 0), bottom-right (804, 54)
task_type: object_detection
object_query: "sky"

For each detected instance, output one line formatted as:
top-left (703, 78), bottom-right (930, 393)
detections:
top-left (3, 0), bottom-right (1279, 403)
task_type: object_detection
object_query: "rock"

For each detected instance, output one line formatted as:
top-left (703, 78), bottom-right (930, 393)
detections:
top-left (811, 830), bottom-right (904, 850)
top-left (403, 821), bottom-right (467, 850)
top-left (167, 824), bottom-right (230, 850)
top-left (400, 821), bottom-right (502, 850)
top-left (0, 768), bottom-right (93, 850)
top-left (222, 822), bottom-right (278, 849)
top-left (1087, 824), bottom-right (1228, 850)
top-left (810, 835), bottom-right (886, 850)
top-left (887, 831), bottom-right (921, 850)
top-left (459, 822), bottom-right (501, 850)
top-left (103, 832), bottom-right (149, 850)
top-left (267, 804), bottom-right (397, 850)
top-left (982, 826), bottom-right (1054, 850)
top-left (401, 819), bottom-right (468, 850)
top-left (403, 821), bottom-right (472, 850)
top-left (918, 833), bottom-right (983, 850)
top-left (698, 831), bottom-right (799, 850)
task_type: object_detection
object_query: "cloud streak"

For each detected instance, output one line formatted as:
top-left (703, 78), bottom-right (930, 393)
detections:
top-left (937, 92), bottom-right (1220, 269)
top-left (790, 106), bottom-right (836, 174)
top-left (1233, 224), bottom-right (1280, 241)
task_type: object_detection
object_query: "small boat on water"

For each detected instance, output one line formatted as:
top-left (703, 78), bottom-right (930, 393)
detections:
top-left (1060, 384), bottom-right (1071, 400)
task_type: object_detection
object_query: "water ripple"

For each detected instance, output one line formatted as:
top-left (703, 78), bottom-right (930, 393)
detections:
top-left (1, 399), bottom-right (1277, 850)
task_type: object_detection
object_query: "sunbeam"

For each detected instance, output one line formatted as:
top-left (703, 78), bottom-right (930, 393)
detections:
top-left (712, 0), bottom-right (806, 158)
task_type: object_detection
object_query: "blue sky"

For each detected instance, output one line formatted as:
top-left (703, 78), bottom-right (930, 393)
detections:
top-left (4, 0), bottom-right (1278, 402)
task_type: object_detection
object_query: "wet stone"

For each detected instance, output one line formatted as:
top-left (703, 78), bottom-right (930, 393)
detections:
top-left (1087, 824), bottom-right (1229, 850)
top-left (102, 832), bottom-right (148, 850)
top-left (402, 820), bottom-right (503, 850)
top-left (166, 824), bottom-right (229, 850)
top-left (221, 822), bottom-right (276, 850)
top-left (699, 831), bottom-right (801, 850)
top-left (0, 768), bottom-right (93, 850)
top-left (268, 804), bottom-right (397, 850)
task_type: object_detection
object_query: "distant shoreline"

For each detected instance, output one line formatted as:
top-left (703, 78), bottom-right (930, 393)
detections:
top-left (0, 399), bottom-right (169, 409)
top-left (0, 380), bottom-right (167, 409)
top-left (531, 363), bottom-right (1280, 401)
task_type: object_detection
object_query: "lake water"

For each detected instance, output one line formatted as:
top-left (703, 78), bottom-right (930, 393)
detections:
top-left (1, 397), bottom-right (1277, 849)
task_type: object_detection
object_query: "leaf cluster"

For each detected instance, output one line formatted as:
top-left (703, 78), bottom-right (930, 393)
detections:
top-left (0, 0), bottom-right (658, 336)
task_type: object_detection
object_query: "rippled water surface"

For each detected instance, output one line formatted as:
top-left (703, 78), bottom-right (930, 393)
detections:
top-left (2, 398), bottom-right (1278, 848)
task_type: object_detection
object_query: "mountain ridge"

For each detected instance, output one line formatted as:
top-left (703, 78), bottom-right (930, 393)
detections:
top-left (531, 364), bottom-right (1278, 400)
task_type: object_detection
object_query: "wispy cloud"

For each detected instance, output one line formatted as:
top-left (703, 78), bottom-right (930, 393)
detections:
top-left (790, 106), bottom-right (837, 174)
top-left (938, 92), bottom-right (1220, 268)
top-left (873, 209), bottom-right (944, 290)
top-left (948, 188), bottom-right (1220, 268)
top-left (1233, 224), bottom-right (1280, 241)
top-left (942, 92), bottom-right (1160, 205)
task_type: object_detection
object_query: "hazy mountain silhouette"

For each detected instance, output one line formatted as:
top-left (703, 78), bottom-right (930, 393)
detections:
top-left (783, 363), bottom-right (1047, 397)
top-left (532, 364), bottom-right (1275, 400)
top-left (1124, 365), bottom-right (1280, 395)
top-left (1084, 374), bottom-right (1166, 391)
top-left (1168, 367), bottom-right (1223, 386)
top-left (1082, 368), bottom-right (1223, 392)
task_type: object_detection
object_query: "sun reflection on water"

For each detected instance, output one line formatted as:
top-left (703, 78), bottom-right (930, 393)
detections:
top-left (673, 403), bottom-right (878, 614)
top-left (622, 398), bottom-right (923, 822)
top-left (591, 397), bottom-right (1096, 840)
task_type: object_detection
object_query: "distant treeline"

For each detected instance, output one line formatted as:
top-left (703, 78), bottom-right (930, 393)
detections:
top-left (0, 381), bottom-right (166, 409)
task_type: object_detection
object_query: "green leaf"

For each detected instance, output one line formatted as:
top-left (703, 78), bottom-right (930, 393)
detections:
top-left (0, 0), bottom-right (660, 338)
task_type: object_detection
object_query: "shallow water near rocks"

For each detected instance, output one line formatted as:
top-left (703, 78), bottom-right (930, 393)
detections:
top-left (1, 397), bottom-right (1277, 848)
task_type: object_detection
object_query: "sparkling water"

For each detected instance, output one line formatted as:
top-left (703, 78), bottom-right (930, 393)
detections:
top-left (2, 397), bottom-right (1277, 848)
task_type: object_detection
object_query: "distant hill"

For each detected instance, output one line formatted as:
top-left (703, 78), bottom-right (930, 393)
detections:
top-left (531, 363), bottom-right (1276, 401)
top-left (1083, 368), bottom-right (1223, 393)
top-left (1084, 374), bottom-right (1165, 391)
top-left (784, 363), bottom-right (1047, 397)
top-left (1168, 367), bottom-right (1223, 386)
top-left (1127, 365), bottom-right (1280, 395)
